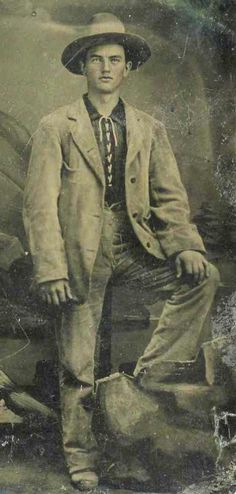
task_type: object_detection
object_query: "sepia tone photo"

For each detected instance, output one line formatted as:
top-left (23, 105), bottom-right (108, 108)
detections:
top-left (0, 1), bottom-right (236, 493)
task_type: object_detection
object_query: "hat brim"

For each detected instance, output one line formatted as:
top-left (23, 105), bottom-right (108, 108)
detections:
top-left (61, 32), bottom-right (151, 74)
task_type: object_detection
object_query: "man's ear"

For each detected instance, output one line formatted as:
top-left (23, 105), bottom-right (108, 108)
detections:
top-left (80, 61), bottom-right (86, 76)
top-left (126, 61), bottom-right (132, 72)
top-left (124, 60), bottom-right (132, 78)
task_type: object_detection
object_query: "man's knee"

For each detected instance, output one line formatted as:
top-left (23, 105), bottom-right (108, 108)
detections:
top-left (205, 263), bottom-right (220, 292)
top-left (207, 262), bottom-right (220, 283)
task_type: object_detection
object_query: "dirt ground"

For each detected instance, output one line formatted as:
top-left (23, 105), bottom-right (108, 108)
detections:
top-left (1, 424), bottom-right (236, 494)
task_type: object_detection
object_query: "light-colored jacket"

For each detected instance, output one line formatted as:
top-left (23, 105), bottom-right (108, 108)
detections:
top-left (23, 97), bottom-right (205, 301)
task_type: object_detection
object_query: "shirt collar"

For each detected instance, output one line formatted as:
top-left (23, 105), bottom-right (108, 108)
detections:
top-left (83, 93), bottom-right (125, 127)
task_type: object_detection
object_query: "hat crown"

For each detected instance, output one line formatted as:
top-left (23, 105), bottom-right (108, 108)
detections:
top-left (86, 13), bottom-right (125, 36)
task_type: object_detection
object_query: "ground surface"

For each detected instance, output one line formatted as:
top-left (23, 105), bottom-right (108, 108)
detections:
top-left (0, 424), bottom-right (235, 494)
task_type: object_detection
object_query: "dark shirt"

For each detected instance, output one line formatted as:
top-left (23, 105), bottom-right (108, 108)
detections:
top-left (83, 94), bottom-right (127, 206)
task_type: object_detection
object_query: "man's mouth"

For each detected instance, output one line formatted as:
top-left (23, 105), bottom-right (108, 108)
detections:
top-left (99, 76), bottom-right (113, 81)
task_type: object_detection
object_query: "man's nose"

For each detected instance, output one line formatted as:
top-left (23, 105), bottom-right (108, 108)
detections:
top-left (101, 58), bottom-right (111, 72)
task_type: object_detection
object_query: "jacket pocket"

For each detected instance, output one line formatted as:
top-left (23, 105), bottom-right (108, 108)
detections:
top-left (62, 160), bottom-right (78, 173)
top-left (61, 160), bottom-right (79, 185)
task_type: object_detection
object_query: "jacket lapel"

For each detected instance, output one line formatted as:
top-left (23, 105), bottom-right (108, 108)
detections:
top-left (67, 97), bottom-right (105, 186)
top-left (66, 97), bottom-right (145, 185)
top-left (124, 100), bottom-right (146, 168)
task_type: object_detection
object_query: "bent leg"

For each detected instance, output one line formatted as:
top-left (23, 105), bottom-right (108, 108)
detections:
top-left (114, 249), bottom-right (219, 380)
top-left (133, 262), bottom-right (220, 378)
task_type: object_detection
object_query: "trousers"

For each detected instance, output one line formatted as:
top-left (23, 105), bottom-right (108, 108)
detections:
top-left (56, 207), bottom-right (220, 475)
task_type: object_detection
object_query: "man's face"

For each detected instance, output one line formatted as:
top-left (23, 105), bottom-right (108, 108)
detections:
top-left (84, 44), bottom-right (130, 94)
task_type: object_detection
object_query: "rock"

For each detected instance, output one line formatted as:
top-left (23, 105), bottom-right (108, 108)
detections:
top-left (146, 382), bottom-right (231, 428)
top-left (96, 373), bottom-right (165, 444)
top-left (0, 401), bottom-right (23, 424)
top-left (96, 373), bottom-right (235, 490)
top-left (101, 454), bottom-right (153, 489)
top-left (150, 422), bottom-right (217, 459)
top-left (203, 337), bottom-right (233, 386)
top-left (0, 369), bottom-right (15, 392)
top-left (0, 369), bottom-right (57, 422)
top-left (149, 420), bottom-right (220, 491)
top-left (8, 391), bottom-right (57, 420)
top-left (96, 373), bottom-right (232, 442)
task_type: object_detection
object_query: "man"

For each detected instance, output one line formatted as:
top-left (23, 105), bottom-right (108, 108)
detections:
top-left (23, 13), bottom-right (220, 490)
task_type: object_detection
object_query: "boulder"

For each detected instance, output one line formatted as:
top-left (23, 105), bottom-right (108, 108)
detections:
top-left (96, 373), bottom-right (165, 444)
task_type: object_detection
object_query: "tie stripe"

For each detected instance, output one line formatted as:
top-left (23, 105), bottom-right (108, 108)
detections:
top-left (98, 115), bottom-right (119, 202)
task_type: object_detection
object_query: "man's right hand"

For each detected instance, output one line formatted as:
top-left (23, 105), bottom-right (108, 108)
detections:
top-left (38, 279), bottom-right (76, 306)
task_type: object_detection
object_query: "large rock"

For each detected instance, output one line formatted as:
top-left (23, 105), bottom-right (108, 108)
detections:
top-left (146, 382), bottom-right (231, 428)
top-left (96, 373), bottom-right (231, 490)
top-left (96, 373), bottom-right (166, 444)
top-left (97, 373), bottom-right (232, 441)
top-left (202, 336), bottom-right (234, 386)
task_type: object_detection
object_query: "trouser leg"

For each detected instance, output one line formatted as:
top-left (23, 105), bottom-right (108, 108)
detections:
top-left (134, 263), bottom-right (220, 377)
top-left (57, 304), bottom-right (99, 474)
top-left (113, 248), bottom-right (220, 379)
top-left (56, 264), bottom-right (111, 475)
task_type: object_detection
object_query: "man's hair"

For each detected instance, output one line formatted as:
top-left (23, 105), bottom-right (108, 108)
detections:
top-left (124, 48), bottom-right (132, 65)
top-left (82, 42), bottom-right (132, 66)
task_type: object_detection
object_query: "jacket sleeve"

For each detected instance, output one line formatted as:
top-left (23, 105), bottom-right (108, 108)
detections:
top-left (23, 118), bottom-right (69, 284)
top-left (149, 121), bottom-right (206, 257)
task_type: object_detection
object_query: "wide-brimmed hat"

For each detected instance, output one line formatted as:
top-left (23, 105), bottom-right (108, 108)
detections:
top-left (61, 13), bottom-right (151, 75)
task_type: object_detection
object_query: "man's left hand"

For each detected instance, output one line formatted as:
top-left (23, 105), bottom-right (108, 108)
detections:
top-left (175, 250), bottom-right (209, 284)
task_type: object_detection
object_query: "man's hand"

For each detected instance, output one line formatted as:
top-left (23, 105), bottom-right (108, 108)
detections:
top-left (38, 279), bottom-right (76, 306)
top-left (175, 251), bottom-right (209, 284)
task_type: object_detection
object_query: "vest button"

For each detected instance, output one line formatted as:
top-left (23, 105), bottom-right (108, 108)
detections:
top-left (146, 242), bottom-right (151, 248)
top-left (132, 212), bottom-right (138, 218)
top-left (130, 177), bottom-right (136, 183)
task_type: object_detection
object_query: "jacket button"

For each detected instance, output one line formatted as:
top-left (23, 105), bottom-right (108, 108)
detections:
top-left (146, 242), bottom-right (151, 248)
top-left (132, 212), bottom-right (138, 218)
top-left (130, 177), bottom-right (136, 183)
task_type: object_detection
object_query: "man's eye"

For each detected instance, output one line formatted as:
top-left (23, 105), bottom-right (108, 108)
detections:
top-left (91, 57), bottom-right (100, 63)
top-left (111, 58), bottom-right (120, 64)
